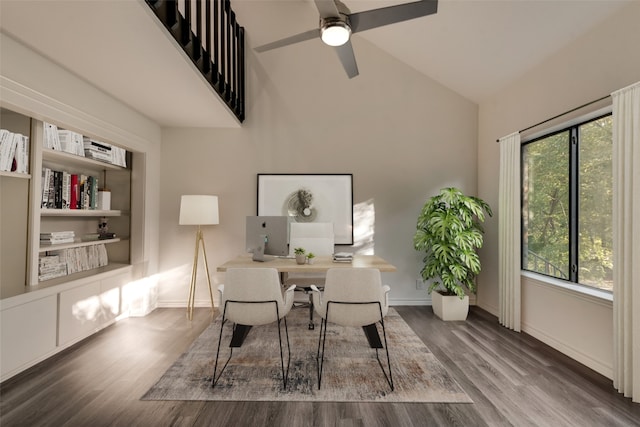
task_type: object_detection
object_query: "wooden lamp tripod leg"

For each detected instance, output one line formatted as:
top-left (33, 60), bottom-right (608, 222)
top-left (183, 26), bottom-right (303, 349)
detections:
top-left (187, 226), bottom-right (216, 321)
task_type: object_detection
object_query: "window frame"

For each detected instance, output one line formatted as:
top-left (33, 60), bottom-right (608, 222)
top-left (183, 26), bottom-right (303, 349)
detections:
top-left (520, 111), bottom-right (613, 292)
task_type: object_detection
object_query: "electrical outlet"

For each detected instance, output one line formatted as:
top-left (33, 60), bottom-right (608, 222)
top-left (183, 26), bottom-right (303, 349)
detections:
top-left (416, 279), bottom-right (426, 290)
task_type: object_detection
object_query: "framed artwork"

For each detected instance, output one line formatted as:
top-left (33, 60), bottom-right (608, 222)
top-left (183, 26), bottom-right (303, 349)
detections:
top-left (257, 174), bottom-right (353, 244)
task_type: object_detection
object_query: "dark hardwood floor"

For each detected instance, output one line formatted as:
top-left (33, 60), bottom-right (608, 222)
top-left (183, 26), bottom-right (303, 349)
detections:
top-left (1, 306), bottom-right (639, 426)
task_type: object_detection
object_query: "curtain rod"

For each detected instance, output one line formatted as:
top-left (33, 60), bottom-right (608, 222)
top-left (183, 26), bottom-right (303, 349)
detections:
top-left (495, 94), bottom-right (611, 142)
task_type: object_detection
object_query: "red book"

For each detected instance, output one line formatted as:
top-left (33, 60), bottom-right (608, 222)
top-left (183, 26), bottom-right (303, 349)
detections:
top-left (70, 174), bottom-right (78, 209)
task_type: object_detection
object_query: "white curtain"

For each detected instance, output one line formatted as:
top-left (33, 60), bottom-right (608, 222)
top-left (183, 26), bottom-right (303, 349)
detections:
top-left (498, 132), bottom-right (521, 332)
top-left (612, 81), bottom-right (640, 403)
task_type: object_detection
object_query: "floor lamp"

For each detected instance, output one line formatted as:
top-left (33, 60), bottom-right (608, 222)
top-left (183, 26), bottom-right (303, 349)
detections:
top-left (179, 195), bottom-right (219, 321)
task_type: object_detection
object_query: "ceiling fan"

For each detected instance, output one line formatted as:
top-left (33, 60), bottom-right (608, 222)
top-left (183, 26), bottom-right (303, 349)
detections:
top-left (255, 0), bottom-right (438, 79)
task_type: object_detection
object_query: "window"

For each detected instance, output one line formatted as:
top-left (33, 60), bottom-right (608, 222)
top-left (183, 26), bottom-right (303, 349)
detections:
top-left (521, 114), bottom-right (613, 292)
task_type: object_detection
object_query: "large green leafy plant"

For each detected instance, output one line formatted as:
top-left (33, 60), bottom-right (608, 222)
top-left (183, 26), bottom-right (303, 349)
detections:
top-left (414, 187), bottom-right (492, 299)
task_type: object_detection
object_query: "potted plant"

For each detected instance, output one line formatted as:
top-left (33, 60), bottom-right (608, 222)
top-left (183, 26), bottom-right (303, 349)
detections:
top-left (306, 252), bottom-right (316, 264)
top-left (413, 187), bottom-right (492, 321)
top-left (294, 247), bottom-right (307, 265)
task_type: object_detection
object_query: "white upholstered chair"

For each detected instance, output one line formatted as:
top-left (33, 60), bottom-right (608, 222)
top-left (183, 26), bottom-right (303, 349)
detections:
top-left (212, 268), bottom-right (296, 388)
top-left (310, 268), bottom-right (393, 391)
top-left (284, 222), bottom-right (334, 329)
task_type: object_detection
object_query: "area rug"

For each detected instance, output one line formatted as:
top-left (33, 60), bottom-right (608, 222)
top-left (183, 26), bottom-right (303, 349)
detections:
top-left (142, 308), bottom-right (472, 403)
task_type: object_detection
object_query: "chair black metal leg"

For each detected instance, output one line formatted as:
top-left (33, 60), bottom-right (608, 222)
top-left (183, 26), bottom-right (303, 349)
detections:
top-left (308, 293), bottom-right (315, 330)
top-left (374, 318), bottom-right (394, 391)
top-left (212, 316), bottom-right (234, 388)
top-left (277, 315), bottom-right (291, 388)
top-left (316, 317), bottom-right (328, 389)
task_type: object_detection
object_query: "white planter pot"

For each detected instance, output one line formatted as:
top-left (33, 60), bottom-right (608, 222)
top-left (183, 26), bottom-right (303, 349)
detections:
top-left (432, 291), bottom-right (469, 321)
top-left (295, 254), bottom-right (307, 265)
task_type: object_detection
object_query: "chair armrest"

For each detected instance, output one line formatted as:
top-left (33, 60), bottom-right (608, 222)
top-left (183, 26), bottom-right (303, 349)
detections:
top-left (283, 284), bottom-right (297, 315)
top-left (382, 285), bottom-right (391, 308)
top-left (310, 285), bottom-right (322, 310)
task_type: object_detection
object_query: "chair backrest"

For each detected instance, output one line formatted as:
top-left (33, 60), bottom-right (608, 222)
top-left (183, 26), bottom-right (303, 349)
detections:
top-left (222, 268), bottom-right (287, 326)
top-left (321, 268), bottom-right (387, 327)
top-left (289, 222), bottom-right (334, 256)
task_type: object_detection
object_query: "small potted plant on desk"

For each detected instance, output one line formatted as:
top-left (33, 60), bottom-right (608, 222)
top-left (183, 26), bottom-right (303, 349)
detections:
top-left (413, 187), bottom-right (492, 321)
top-left (306, 252), bottom-right (316, 264)
top-left (294, 247), bottom-right (307, 265)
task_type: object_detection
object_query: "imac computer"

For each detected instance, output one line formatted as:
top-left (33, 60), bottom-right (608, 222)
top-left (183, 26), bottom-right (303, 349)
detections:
top-left (246, 216), bottom-right (290, 262)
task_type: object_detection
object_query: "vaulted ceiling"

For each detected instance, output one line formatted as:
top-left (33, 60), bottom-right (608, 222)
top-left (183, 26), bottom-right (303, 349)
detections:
top-left (0, 0), bottom-right (631, 128)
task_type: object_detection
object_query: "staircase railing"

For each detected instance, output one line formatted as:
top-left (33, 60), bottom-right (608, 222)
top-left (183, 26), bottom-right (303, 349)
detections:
top-left (146, 0), bottom-right (245, 123)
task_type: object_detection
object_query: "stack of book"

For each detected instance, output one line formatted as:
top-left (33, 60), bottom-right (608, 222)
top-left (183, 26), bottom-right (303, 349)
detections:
top-left (38, 254), bottom-right (68, 281)
top-left (83, 137), bottom-right (127, 167)
top-left (41, 168), bottom-right (99, 210)
top-left (40, 244), bottom-right (109, 280)
top-left (40, 231), bottom-right (75, 245)
top-left (83, 137), bottom-right (113, 163)
top-left (0, 129), bottom-right (29, 173)
top-left (333, 252), bottom-right (353, 263)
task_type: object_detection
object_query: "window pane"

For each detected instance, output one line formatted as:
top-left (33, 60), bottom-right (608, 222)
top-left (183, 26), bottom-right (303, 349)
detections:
top-left (578, 116), bottom-right (613, 290)
top-left (522, 132), bottom-right (570, 279)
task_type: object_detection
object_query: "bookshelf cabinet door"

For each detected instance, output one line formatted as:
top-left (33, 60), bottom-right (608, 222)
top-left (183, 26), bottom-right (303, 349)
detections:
top-left (0, 295), bottom-right (57, 380)
top-left (58, 281), bottom-right (102, 346)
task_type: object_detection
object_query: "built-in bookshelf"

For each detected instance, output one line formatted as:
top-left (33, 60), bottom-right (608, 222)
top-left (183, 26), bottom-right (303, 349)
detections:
top-left (34, 120), bottom-right (131, 287)
top-left (0, 108), bottom-right (132, 294)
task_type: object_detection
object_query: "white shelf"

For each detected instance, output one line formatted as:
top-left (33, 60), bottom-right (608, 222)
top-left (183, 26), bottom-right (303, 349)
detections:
top-left (0, 171), bottom-right (31, 179)
top-left (38, 237), bottom-right (124, 253)
top-left (42, 148), bottom-right (125, 171)
top-left (40, 209), bottom-right (123, 217)
top-left (32, 263), bottom-right (131, 290)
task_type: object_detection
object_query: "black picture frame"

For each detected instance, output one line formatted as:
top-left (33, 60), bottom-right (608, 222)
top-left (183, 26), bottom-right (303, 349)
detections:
top-left (257, 174), bottom-right (354, 244)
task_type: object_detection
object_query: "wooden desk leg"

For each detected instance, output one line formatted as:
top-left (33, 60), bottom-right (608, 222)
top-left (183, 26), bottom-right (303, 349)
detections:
top-left (362, 324), bottom-right (383, 348)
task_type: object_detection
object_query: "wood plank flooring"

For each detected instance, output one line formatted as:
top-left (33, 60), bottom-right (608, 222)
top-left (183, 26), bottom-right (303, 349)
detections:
top-left (1, 306), bottom-right (639, 426)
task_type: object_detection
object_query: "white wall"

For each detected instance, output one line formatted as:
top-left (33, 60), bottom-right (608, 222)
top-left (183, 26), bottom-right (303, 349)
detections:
top-left (476, 2), bottom-right (640, 378)
top-left (156, 34), bottom-right (478, 307)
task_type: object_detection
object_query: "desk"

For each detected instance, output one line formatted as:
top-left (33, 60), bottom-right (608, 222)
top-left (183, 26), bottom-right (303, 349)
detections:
top-left (217, 254), bottom-right (396, 346)
top-left (216, 254), bottom-right (397, 273)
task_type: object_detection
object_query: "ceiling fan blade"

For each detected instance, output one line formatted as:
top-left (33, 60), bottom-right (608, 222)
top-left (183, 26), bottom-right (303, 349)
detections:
top-left (254, 28), bottom-right (321, 52)
top-left (334, 41), bottom-right (359, 79)
top-left (349, 0), bottom-right (438, 34)
top-left (314, 0), bottom-right (340, 19)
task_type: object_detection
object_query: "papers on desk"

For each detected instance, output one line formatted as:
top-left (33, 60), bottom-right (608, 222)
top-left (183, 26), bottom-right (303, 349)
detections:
top-left (333, 252), bottom-right (353, 263)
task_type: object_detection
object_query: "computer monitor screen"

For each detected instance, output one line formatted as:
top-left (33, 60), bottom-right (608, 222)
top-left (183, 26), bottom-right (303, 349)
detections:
top-left (245, 216), bottom-right (290, 261)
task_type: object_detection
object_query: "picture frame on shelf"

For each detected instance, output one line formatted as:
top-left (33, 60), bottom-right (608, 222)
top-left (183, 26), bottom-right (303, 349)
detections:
top-left (257, 173), bottom-right (353, 244)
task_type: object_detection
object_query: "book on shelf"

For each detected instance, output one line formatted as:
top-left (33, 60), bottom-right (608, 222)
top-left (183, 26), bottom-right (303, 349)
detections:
top-left (83, 137), bottom-right (126, 167)
top-left (70, 174), bottom-right (79, 210)
top-left (53, 170), bottom-right (62, 209)
top-left (61, 171), bottom-right (71, 209)
top-left (40, 231), bottom-right (76, 245)
top-left (43, 122), bottom-right (62, 151)
top-left (38, 254), bottom-right (68, 280)
top-left (41, 169), bottom-right (100, 210)
top-left (83, 137), bottom-right (113, 163)
top-left (0, 129), bottom-right (29, 173)
top-left (41, 244), bottom-right (108, 280)
top-left (57, 129), bottom-right (85, 157)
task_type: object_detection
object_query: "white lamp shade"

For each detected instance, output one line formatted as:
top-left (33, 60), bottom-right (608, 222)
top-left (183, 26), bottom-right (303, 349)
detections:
top-left (179, 195), bottom-right (219, 225)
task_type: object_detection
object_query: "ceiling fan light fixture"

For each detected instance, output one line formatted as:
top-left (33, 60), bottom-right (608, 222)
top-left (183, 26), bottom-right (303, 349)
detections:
top-left (320, 18), bottom-right (351, 47)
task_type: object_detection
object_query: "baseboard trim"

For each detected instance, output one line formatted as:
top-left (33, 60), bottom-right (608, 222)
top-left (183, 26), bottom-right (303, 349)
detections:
top-left (522, 321), bottom-right (613, 379)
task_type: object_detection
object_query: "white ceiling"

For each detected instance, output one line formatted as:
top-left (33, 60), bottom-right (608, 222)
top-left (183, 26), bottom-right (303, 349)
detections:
top-left (0, 0), bottom-right (631, 128)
